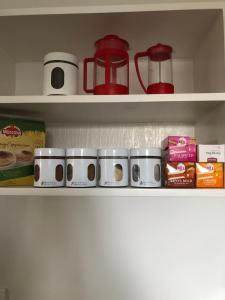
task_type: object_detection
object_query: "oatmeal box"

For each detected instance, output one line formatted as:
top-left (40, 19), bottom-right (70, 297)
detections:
top-left (0, 116), bottom-right (45, 186)
top-left (162, 136), bottom-right (197, 162)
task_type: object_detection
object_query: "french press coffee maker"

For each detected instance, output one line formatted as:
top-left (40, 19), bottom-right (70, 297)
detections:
top-left (134, 43), bottom-right (174, 94)
top-left (83, 35), bottom-right (130, 95)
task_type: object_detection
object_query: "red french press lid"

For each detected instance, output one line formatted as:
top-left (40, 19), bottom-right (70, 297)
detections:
top-left (95, 34), bottom-right (129, 51)
top-left (147, 43), bottom-right (173, 61)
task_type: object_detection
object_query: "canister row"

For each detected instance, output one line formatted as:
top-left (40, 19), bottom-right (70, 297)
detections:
top-left (34, 148), bottom-right (161, 188)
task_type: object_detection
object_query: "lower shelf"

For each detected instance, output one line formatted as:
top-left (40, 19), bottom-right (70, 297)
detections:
top-left (0, 187), bottom-right (224, 197)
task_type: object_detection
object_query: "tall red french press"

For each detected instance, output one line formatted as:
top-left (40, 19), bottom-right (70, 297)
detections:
top-left (83, 35), bottom-right (129, 95)
top-left (134, 43), bottom-right (174, 94)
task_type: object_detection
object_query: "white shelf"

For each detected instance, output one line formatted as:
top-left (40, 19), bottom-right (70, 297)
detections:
top-left (0, 4), bottom-right (223, 95)
top-left (0, 93), bottom-right (224, 123)
top-left (0, 187), bottom-right (224, 197)
top-left (0, 6), bottom-right (220, 61)
top-left (0, 1), bottom-right (223, 17)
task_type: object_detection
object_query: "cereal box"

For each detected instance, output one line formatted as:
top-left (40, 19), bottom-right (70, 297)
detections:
top-left (0, 116), bottom-right (45, 186)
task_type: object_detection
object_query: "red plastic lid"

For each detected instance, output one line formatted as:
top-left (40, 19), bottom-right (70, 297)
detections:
top-left (147, 43), bottom-right (173, 61)
top-left (95, 35), bottom-right (129, 51)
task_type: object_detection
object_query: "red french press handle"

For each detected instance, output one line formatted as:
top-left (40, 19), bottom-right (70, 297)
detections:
top-left (83, 57), bottom-right (95, 93)
top-left (134, 51), bottom-right (148, 94)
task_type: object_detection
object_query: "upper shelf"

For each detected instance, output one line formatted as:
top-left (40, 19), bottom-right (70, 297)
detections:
top-left (0, 93), bottom-right (224, 124)
top-left (0, 187), bottom-right (224, 198)
top-left (0, 1), bottom-right (223, 16)
top-left (0, 5), bottom-right (221, 61)
top-left (0, 4), bottom-right (223, 95)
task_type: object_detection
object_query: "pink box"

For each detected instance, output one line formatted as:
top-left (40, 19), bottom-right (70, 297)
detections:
top-left (162, 136), bottom-right (197, 162)
top-left (162, 136), bottom-right (197, 150)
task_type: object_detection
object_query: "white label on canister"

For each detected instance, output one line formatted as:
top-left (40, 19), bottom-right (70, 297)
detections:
top-left (34, 158), bottom-right (65, 187)
top-left (130, 158), bottom-right (161, 187)
top-left (99, 158), bottom-right (128, 187)
top-left (66, 158), bottom-right (97, 187)
top-left (43, 62), bottom-right (78, 95)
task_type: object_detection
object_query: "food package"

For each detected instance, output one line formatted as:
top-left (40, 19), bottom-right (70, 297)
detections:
top-left (164, 162), bottom-right (196, 188)
top-left (0, 116), bottom-right (45, 186)
top-left (162, 136), bottom-right (197, 162)
top-left (198, 145), bottom-right (225, 162)
top-left (196, 162), bottom-right (224, 188)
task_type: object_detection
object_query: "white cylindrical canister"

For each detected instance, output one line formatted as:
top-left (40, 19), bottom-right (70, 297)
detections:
top-left (130, 148), bottom-right (161, 188)
top-left (34, 148), bottom-right (65, 187)
top-left (66, 148), bottom-right (97, 187)
top-left (43, 52), bottom-right (78, 95)
top-left (98, 148), bottom-right (129, 187)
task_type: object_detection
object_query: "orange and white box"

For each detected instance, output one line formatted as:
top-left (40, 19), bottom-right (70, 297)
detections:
top-left (196, 162), bottom-right (224, 188)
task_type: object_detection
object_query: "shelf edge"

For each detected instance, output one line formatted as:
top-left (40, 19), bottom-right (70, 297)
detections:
top-left (0, 188), bottom-right (224, 197)
top-left (0, 2), bottom-right (224, 17)
top-left (0, 93), bottom-right (225, 105)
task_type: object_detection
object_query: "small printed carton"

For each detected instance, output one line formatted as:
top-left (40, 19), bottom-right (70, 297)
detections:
top-left (163, 162), bottom-right (196, 188)
top-left (162, 136), bottom-right (197, 162)
top-left (196, 162), bottom-right (224, 188)
top-left (198, 145), bottom-right (225, 162)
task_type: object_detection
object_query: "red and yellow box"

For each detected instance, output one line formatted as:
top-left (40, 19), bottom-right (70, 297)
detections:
top-left (196, 163), bottom-right (224, 188)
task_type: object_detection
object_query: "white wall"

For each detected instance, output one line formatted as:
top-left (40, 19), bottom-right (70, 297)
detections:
top-left (1, 196), bottom-right (225, 300)
top-left (46, 123), bottom-right (194, 148)
top-left (0, 49), bottom-right (15, 95)
top-left (194, 11), bottom-right (225, 92)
